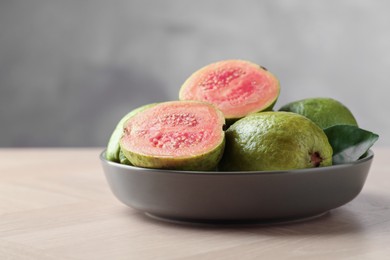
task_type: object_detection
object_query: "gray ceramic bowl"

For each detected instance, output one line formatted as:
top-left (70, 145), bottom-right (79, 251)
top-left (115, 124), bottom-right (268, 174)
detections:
top-left (100, 150), bottom-right (374, 224)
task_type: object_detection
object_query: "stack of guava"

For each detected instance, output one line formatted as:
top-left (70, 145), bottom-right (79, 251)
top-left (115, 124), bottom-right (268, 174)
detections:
top-left (106, 60), bottom-right (378, 171)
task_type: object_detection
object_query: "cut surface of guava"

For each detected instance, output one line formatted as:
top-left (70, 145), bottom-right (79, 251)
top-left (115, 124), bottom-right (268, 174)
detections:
top-left (120, 101), bottom-right (225, 170)
top-left (179, 60), bottom-right (280, 120)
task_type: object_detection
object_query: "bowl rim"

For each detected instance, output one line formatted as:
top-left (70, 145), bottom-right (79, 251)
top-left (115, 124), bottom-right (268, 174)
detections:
top-left (100, 149), bottom-right (374, 176)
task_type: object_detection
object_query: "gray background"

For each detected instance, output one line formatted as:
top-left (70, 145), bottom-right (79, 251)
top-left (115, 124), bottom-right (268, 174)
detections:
top-left (1, 0), bottom-right (388, 147)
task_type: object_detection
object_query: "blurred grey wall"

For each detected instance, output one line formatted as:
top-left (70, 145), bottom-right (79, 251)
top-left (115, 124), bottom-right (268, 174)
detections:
top-left (0, 0), bottom-right (389, 147)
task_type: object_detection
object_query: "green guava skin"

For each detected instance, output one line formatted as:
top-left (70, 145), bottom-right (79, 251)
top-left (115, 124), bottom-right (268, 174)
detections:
top-left (105, 103), bottom-right (157, 163)
top-left (219, 111), bottom-right (333, 171)
top-left (279, 97), bottom-right (358, 129)
top-left (120, 100), bottom-right (226, 171)
top-left (118, 149), bottom-right (132, 165)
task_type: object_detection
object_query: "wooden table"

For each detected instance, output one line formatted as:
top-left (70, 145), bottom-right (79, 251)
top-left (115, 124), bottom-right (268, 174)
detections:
top-left (1, 147), bottom-right (390, 259)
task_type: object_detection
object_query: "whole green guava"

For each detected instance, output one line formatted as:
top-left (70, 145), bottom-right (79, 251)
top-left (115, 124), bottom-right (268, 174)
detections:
top-left (219, 111), bottom-right (333, 171)
top-left (279, 97), bottom-right (358, 129)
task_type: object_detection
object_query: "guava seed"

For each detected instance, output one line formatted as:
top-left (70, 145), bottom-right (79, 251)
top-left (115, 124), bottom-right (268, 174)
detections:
top-left (200, 68), bottom-right (245, 91)
top-left (149, 131), bottom-right (208, 149)
top-left (158, 113), bottom-right (198, 127)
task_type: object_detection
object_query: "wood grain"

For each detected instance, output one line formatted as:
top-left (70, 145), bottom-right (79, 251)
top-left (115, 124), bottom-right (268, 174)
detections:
top-left (1, 147), bottom-right (390, 259)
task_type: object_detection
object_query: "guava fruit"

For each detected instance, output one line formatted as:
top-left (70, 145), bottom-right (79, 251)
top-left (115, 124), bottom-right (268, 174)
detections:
top-left (120, 100), bottom-right (226, 171)
top-left (219, 111), bottom-right (333, 171)
top-left (179, 60), bottom-right (280, 123)
top-left (106, 103), bottom-right (157, 163)
top-left (119, 149), bottom-right (132, 165)
top-left (279, 97), bottom-right (358, 129)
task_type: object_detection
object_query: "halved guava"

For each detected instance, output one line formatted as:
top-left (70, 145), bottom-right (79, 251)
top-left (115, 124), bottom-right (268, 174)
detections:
top-left (120, 100), bottom-right (225, 171)
top-left (179, 60), bottom-right (280, 122)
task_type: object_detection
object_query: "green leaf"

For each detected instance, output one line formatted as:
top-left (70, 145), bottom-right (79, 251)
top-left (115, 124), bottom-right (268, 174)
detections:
top-left (323, 125), bottom-right (379, 165)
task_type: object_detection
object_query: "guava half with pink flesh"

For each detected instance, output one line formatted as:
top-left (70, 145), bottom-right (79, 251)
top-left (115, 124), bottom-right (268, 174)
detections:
top-left (120, 101), bottom-right (225, 171)
top-left (179, 60), bottom-right (280, 122)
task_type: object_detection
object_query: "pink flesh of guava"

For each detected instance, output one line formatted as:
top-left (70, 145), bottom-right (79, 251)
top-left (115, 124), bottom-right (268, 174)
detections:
top-left (121, 102), bottom-right (224, 157)
top-left (180, 61), bottom-right (279, 118)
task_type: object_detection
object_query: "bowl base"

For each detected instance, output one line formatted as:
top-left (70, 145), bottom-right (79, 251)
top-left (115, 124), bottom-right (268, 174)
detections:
top-left (144, 211), bottom-right (329, 226)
